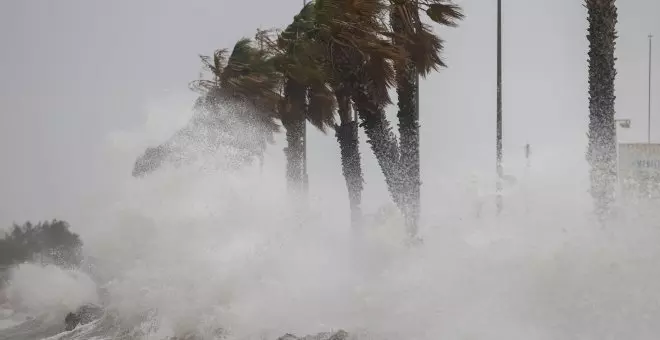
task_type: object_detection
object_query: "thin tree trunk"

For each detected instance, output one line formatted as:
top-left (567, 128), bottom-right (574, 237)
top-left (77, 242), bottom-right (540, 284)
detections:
top-left (391, 8), bottom-right (421, 237)
top-left (396, 62), bottom-right (420, 237)
top-left (335, 90), bottom-right (363, 228)
top-left (353, 83), bottom-right (404, 210)
top-left (586, 0), bottom-right (618, 221)
top-left (336, 122), bottom-right (363, 228)
top-left (284, 121), bottom-right (304, 192)
top-left (282, 78), bottom-right (307, 194)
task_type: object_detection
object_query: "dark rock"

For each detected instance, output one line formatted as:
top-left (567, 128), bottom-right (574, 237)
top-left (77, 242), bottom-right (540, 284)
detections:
top-left (278, 330), bottom-right (349, 340)
top-left (64, 303), bottom-right (103, 331)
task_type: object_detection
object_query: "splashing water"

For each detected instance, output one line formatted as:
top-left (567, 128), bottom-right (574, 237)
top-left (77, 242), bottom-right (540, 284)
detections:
top-left (2, 99), bottom-right (660, 340)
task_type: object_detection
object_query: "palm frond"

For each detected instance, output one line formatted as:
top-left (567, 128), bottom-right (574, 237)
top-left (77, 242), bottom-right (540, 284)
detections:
top-left (364, 53), bottom-right (395, 106)
top-left (425, 2), bottom-right (464, 27)
top-left (408, 23), bottom-right (445, 75)
top-left (389, 0), bottom-right (462, 73)
top-left (307, 82), bottom-right (337, 132)
top-left (315, 0), bottom-right (407, 88)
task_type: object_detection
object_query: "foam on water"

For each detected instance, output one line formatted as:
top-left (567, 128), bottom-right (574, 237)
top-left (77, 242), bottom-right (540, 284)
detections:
top-left (6, 264), bottom-right (98, 315)
top-left (2, 98), bottom-right (660, 340)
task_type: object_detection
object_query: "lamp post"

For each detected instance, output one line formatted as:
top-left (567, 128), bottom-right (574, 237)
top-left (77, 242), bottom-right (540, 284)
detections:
top-left (496, 0), bottom-right (503, 214)
top-left (648, 34), bottom-right (653, 144)
top-left (301, 0), bottom-right (309, 196)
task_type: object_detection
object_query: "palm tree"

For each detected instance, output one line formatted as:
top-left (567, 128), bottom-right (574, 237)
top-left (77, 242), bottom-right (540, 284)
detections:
top-left (133, 39), bottom-right (280, 177)
top-left (334, 85), bottom-right (364, 227)
top-left (313, 0), bottom-right (463, 237)
top-left (262, 7), bottom-right (337, 196)
top-left (260, 4), bottom-right (366, 226)
top-left (389, 0), bottom-right (463, 236)
top-left (585, 0), bottom-right (618, 220)
top-left (313, 0), bottom-right (408, 214)
top-left (281, 3), bottom-right (366, 227)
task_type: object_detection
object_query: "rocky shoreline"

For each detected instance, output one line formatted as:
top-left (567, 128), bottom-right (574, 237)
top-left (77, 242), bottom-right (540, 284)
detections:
top-left (62, 304), bottom-right (350, 340)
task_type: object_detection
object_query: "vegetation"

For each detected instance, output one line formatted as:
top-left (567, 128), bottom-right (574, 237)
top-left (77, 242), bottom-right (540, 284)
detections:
top-left (585, 0), bottom-right (618, 221)
top-left (131, 0), bottom-right (465, 235)
top-left (191, 38), bottom-right (282, 167)
top-left (128, 0), bottom-right (630, 231)
top-left (259, 5), bottom-right (337, 196)
top-left (389, 0), bottom-right (464, 236)
top-left (0, 220), bottom-right (82, 272)
top-left (134, 39), bottom-right (281, 177)
top-left (252, 0), bottom-right (462, 232)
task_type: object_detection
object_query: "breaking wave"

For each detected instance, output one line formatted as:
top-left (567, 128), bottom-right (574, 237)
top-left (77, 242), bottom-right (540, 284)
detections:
top-left (2, 99), bottom-right (660, 340)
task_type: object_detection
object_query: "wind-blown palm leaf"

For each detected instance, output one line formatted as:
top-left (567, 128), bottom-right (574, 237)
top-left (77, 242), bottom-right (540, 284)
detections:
top-left (425, 2), bottom-right (464, 27)
top-left (314, 0), bottom-right (403, 62)
top-left (307, 82), bottom-right (336, 131)
top-left (133, 38), bottom-right (283, 177)
top-left (261, 4), bottom-right (339, 132)
top-left (364, 53), bottom-right (396, 107)
top-left (313, 0), bottom-right (406, 108)
top-left (407, 23), bottom-right (445, 74)
top-left (389, 0), bottom-right (463, 74)
top-left (192, 38), bottom-right (279, 115)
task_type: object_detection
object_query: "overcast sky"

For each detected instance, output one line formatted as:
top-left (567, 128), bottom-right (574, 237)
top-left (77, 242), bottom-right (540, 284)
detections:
top-left (0, 0), bottom-right (658, 226)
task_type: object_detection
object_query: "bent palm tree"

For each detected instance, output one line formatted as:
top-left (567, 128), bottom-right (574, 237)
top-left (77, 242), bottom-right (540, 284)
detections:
top-left (287, 4), bottom-right (365, 226)
top-left (310, 0), bottom-right (461, 236)
top-left (314, 0), bottom-right (407, 212)
top-left (133, 39), bottom-right (280, 177)
top-left (334, 86), bottom-right (364, 227)
top-left (262, 5), bottom-right (366, 226)
top-left (585, 0), bottom-right (618, 220)
top-left (265, 7), bottom-right (337, 195)
top-left (389, 0), bottom-right (463, 236)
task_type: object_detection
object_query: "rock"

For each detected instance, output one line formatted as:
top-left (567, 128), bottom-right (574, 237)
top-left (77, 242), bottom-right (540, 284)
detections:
top-left (64, 303), bottom-right (103, 331)
top-left (167, 329), bottom-right (224, 340)
top-left (278, 330), bottom-right (349, 340)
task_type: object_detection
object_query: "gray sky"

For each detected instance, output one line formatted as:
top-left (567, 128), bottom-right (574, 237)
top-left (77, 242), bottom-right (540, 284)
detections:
top-left (0, 0), bottom-right (658, 227)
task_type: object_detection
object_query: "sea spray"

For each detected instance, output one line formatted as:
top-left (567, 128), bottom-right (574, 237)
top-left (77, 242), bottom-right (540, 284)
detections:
top-left (3, 97), bottom-right (660, 339)
top-left (6, 264), bottom-right (98, 316)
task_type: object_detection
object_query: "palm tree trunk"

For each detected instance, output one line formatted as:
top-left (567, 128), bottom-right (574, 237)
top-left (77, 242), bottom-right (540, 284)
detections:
top-left (335, 91), bottom-right (364, 228)
top-left (395, 62), bottom-right (420, 237)
top-left (391, 8), bottom-right (421, 237)
top-left (336, 122), bottom-right (363, 227)
top-left (282, 78), bottom-right (307, 194)
top-left (353, 85), bottom-right (404, 210)
top-left (284, 120), bottom-right (304, 192)
top-left (586, 0), bottom-right (618, 221)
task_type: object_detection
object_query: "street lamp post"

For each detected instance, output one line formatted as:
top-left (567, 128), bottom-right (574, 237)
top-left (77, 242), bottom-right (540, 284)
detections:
top-left (301, 0), bottom-right (309, 197)
top-left (496, 0), bottom-right (503, 214)
top-left (649, 34), bottom-right (653, 144)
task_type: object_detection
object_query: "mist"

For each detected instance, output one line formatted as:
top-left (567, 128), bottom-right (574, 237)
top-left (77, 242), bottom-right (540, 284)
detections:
top-left (2, 0), bottom-right (660, 339)
top-left (1, 98), bottom-right (657, 339)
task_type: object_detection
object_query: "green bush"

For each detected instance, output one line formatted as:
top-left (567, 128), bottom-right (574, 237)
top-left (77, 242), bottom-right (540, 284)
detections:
top-left (0, 220), bottom-right (83, 269)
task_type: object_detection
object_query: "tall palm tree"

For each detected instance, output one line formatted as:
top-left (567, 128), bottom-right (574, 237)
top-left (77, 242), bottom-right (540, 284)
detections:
top-left (289, 3), bottom-right (365, 227)
top-left (133, 39), bottom-right (280, 177)
top-left (334, 85), bottom-right (364, 227)
top-left (313, 0), bottom-right (463, 237)
top-left (313, 0), bottom-right (408, 214)
top-left (585, 0), bottom-right (618, 220)
top-left (389, 0), bottom-right (463, 237)
top-left (263, 7), bottom-right (337, 196)
top-left (262, 4), bottom-right (366, 226)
